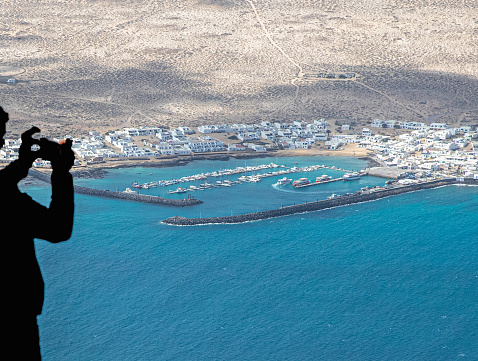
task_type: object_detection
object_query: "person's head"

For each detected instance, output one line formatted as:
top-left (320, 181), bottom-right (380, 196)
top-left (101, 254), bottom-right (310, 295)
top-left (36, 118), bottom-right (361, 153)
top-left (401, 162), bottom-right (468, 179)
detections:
top-left (0, 106), bottom-right (8, 149)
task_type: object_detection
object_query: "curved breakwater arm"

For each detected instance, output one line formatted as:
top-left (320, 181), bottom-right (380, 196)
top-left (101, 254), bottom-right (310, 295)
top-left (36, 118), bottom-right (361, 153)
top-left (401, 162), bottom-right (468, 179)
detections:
top-left (28, 168), bottom-right (202, 207)
top-left (162, 178), bottom-right (471, 225)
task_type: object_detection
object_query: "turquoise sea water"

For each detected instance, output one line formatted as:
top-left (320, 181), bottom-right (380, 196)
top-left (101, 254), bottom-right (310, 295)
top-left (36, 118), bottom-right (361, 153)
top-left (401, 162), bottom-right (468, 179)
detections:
top-left (25, 156), bottom-right (478, 360)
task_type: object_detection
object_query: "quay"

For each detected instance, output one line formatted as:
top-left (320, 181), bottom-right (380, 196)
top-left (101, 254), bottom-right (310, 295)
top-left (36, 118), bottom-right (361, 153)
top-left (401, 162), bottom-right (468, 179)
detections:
top-left (162, 178), bottom-right (477, 225)
top-left (130, 162), bottom-right (360, 190)
top-left (291, 171), bottom-right (366, 188)
top-left (28, 169), bottom-right (202, 207)
top-left (291, 177), bottom-right (341, 188)
top-left (367, 166), bottom-right (404, 179)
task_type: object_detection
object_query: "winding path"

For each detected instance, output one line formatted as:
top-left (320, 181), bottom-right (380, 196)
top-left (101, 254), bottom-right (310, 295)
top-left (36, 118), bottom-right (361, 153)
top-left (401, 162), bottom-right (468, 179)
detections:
top-left (245, 0), bottom-right (303, 114)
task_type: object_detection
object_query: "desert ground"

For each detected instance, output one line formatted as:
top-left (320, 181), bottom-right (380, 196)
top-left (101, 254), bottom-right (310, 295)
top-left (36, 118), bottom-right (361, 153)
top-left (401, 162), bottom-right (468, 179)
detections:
top-left (0, 0), bottom-right (477, 139)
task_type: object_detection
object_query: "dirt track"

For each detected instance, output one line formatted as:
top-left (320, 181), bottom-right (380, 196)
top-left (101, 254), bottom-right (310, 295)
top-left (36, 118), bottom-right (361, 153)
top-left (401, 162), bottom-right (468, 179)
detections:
top-left (1, 0), bottom-right (477, 137)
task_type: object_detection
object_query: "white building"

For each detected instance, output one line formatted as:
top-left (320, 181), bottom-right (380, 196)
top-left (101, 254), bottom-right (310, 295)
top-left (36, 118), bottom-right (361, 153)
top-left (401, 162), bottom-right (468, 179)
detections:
top-left (238, 132), bottom-right (260, 141)
top-left (314, 133), bottom-right (328, 141)
top-left (228, 144), bottom-right (246, 151)
top-left (185, 139), bottom-right (225, 153)
top-left (261, 131), bottom-right (276, 140)
top-left (429, 123), bottom-right (449, 130)
top-left (362, 128), bottom-right (373, 136)
top-left (295, 140), bottom-right (310, 149)
top-left (177, 126), bottom-right (195, 135)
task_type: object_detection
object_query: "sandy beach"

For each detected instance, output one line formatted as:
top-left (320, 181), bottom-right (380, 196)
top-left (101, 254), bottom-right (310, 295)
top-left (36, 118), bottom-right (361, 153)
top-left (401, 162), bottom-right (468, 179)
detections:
top-left (64, 142), bottom-right (372, 178)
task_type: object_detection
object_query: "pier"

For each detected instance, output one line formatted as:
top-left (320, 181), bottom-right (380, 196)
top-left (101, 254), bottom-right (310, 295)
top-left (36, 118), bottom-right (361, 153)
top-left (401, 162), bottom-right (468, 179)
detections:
top-left (28, 169), bottom-right (203, 207)
top-left (162, 178), bottom-right (477, 225)
top-left (131, 162), bottom-right (364, 193)
top-left (291, 171), bottom-right (366, 188)
top-left (292, 178), bottom-right (341, 188)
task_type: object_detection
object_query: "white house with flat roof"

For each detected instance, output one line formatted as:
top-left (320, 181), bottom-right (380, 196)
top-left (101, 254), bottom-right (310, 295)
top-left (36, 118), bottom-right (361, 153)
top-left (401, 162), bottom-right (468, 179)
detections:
top-left (362, 128), bottom-right (373, 136)
top-left (185, 139), bottom-right (225, 153)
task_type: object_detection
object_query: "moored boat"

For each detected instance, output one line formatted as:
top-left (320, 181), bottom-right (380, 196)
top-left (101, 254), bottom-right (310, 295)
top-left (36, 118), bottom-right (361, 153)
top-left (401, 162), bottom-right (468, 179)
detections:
top-left (343, 172), bottom-right (361, 181)
top-left (168, 187), bottom-right (188, 194)
top-left (292, 178), bottom-right (310, 187)
top-left (315, 175), bottom-right (331, 183)
top-left (276, 177), bottom-right (292, 185)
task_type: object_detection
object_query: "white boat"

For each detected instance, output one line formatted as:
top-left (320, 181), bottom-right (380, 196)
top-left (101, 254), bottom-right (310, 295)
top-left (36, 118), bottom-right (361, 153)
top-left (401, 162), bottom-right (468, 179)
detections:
top-left (123, 188), bottom-right (137, 194)
top-left (315, 175), bottom-right (331, 183)
top-left (276, 177), bottom-right (292, 185)
top-left (343, 172), bottom-right (361, 181)
top-left (327, 193), bottom-right (339, 199)
top-left (168, 187), bottom-right (188, 194)
top-left (292, 178), bottom-right (310, 187)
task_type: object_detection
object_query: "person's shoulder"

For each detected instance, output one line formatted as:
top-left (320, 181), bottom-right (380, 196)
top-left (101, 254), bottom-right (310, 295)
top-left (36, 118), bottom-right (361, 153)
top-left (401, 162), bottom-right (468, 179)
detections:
top-left (18, 191), bottom-right (34, 201)
top-left (7, 191), bottom-right (35, 205)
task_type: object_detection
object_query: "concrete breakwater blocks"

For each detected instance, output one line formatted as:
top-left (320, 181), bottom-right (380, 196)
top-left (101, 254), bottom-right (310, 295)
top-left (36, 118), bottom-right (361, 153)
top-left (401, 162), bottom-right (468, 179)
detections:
top-left (73, 185), bottom-right (203, 206)
top-left (162, 178), bottom-right (473, 226)
top-left (28, 169), bottom-right (202, 207)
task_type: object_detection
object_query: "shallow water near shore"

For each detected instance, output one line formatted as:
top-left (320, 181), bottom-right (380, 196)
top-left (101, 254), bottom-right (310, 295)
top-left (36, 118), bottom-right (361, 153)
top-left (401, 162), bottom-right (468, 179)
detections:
top-left (25, 156), bottom-right (478, 360)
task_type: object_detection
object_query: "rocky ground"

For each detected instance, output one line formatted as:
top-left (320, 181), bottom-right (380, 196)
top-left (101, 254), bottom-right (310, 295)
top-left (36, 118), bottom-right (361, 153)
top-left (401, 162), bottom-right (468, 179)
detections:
top-left (0, 0), bottom-right (477, 138)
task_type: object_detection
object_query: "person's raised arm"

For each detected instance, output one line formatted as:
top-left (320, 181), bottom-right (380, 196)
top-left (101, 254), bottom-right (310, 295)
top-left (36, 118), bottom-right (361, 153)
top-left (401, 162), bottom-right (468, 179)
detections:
top-left (0, 127), bottom-right (41, 189)
top-left (32, 138), bottom-right (75, 243)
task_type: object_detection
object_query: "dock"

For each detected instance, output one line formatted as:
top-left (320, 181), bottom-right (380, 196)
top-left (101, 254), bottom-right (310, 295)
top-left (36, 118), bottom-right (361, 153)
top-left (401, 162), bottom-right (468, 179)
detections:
top-left (367, 166), bottom-right (403, 179)
top-left (292, 178), bottom-right (341, 188)
top-left (28, 169), bottom-right (202, 207)
top-left (129, 162), bottom-right (361, 190)
top-left (162, 177), bottom-right (476, 225)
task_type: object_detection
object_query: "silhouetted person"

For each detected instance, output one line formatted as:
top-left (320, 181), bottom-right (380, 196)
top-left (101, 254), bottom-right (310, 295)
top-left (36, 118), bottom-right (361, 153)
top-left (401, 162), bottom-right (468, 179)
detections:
top-left (0, 106), bottom-right (74, 360)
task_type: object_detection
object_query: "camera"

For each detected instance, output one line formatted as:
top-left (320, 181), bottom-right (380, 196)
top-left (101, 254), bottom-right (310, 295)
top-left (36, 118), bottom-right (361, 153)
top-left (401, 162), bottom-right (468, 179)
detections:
top-left (21, 127), bottom-right (75, 170)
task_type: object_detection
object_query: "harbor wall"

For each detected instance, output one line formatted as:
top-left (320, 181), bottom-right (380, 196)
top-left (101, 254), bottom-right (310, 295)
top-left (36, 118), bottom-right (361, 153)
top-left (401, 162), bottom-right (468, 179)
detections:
top-left (162, 178), bottom-right (473, 225)
top-left (28, 169), bottom-right (203, 207)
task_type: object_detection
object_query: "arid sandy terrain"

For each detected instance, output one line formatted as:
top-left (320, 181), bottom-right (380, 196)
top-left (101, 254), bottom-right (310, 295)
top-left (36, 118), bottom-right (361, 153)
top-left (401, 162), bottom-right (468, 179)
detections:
top-left (1, 0), bottom-right (477, 138)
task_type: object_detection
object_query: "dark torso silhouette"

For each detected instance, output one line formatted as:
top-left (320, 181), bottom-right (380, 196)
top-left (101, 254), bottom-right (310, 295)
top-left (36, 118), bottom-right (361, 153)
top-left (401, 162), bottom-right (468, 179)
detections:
top-left (1, 162), bottom-right (74, 316)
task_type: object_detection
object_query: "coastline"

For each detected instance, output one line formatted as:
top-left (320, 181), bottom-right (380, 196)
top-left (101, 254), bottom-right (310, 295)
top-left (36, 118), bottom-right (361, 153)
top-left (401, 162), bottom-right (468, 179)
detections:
top-left (162, 177), bottom-right (473, 226)
top-left (1, 143), bottom-right (373, 180)
top-left (67, 143), bottom-right (373, 179)
top-left (28, 168), bottom-right (202, 207)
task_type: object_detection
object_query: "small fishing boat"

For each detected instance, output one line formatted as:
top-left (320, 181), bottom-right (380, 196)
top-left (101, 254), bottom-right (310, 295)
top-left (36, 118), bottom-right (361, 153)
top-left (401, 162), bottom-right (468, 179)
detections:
top-left (168, 187), bottom-right (188, 194)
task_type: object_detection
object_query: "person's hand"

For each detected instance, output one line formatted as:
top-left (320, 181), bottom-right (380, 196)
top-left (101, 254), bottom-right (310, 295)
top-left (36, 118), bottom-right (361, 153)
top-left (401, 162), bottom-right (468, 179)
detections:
top-left (18, 126), bottom-right (41, 168)
top-left (38, 138), bottom-right (75, 171)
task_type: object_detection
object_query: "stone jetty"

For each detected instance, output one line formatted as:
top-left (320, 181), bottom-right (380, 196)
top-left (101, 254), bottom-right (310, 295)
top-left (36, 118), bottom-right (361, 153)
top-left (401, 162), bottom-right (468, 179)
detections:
top-left (162, 178), bottom-right (476, 225)
top-left (28, 169), bottom-right (202, 207)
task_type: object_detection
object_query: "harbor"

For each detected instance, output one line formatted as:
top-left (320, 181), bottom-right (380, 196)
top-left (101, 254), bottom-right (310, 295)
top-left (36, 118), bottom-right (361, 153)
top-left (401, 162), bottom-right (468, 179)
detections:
top-left (27, 157), bottom-right (374, 209)
top-left (28, 169), bottom-right (203, 207)
top-left (129, 162), bottom-right (367, 194)
top-left (27, 156), bottom-right (475, 218)
top-left (162, 177), bottom-right (478, 225)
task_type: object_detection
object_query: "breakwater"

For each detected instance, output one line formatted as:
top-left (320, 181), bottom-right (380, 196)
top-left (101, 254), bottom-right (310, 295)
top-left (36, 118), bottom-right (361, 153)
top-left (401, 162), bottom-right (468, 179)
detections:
top-left (162, 178), bottom-right (476, 225)
top-left (28, 169), bottom-right (203, 207)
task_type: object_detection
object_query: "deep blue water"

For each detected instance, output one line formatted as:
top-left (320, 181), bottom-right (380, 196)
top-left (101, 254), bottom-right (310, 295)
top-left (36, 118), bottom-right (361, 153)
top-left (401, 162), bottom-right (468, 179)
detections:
top-left (24, 156), bottom-right (478, 360)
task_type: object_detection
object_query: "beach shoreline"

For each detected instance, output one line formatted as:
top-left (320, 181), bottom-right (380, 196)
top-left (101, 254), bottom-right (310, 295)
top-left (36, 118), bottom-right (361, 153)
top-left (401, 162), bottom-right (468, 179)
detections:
top-left (67, 144), bottom-right (373, 179)
top-left (1, 143), bottom-right (374, 180)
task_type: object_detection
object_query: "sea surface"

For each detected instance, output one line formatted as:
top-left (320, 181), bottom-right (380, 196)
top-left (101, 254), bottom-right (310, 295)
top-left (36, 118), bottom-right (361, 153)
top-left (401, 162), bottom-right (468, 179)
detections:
top-left (24, 156), bottom-right (478, 360)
